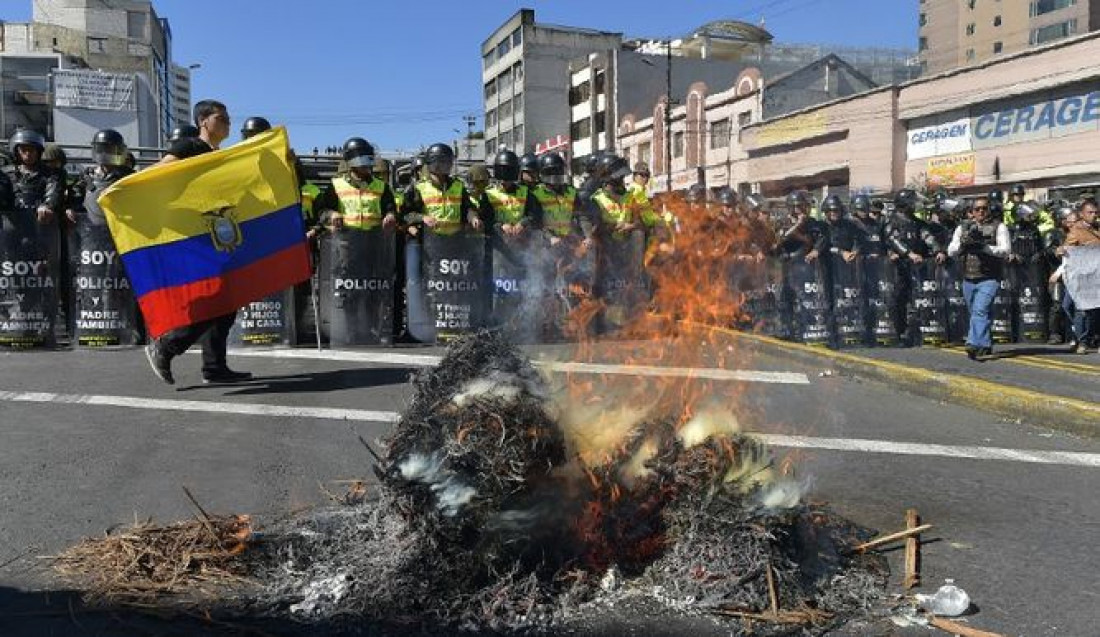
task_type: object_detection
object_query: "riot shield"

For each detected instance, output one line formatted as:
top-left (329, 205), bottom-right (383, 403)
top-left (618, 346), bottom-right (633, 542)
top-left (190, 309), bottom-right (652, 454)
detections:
top-left (491, 233), bottom-right (545, 341)
top-left (422, 232), bottom-right (487, 341)
top-left (0, 210), bottom-right (59, 349)
top-left (547, 237), bottom-right (597, 341)
top-left (829, 254), bottom-right (866, 348)
top-left (1012, 258), bottom-right (1048, 343)
top-left (910, 260), bottom-right (948, 347)
top-left (862, 255), bottom-right (899, 347)
top-left (786, 251), bottom-right (831, 347)
top-left (230, 290), bottom-right (294, 347)
top-left (597, 231), bottom-right (646, 334)
top-left (320, 228), bottom-right (396, 347)
top-left (991, 277), bottom-right (1015, 344)
top-left (939, 259), bottom-right (968, 344)
top-left (71, 216), bottom-right (139, 348)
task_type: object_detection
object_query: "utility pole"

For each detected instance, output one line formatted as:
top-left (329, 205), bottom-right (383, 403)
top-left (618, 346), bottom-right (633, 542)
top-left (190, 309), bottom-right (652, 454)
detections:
top-left (462, 114), bottom-right (476, 159)
top-left (665, 38), bottom-right (673, 194)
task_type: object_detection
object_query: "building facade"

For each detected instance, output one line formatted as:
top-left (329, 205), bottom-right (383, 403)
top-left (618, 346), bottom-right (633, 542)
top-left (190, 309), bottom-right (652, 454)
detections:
top-left (481, 9), bottom-right (621, 157)
top-left (919, 0), bottom-right (1100, 74)
top-left (170, 62), bottom-right (191, 128)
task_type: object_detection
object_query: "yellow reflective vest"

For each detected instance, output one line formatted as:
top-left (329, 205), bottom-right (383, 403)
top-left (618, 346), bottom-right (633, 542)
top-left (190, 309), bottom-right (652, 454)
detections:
top-left (533, 185), bottom-right (578, 237)
top-left (415, 178), bottom-right (466, 235)
top-left (486, 184), bottom-right (529, 226)
top-left (331, 175), bottom-right (387, 230)
top-left (300, 182), bottom-right (321, 224)
top-left (592, 188), bottom-right (639, 238)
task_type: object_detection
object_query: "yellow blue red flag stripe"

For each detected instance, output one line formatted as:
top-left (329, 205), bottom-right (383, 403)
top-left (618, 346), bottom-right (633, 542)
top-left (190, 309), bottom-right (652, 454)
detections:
top-left (98, 127), bottom-right (310, 338)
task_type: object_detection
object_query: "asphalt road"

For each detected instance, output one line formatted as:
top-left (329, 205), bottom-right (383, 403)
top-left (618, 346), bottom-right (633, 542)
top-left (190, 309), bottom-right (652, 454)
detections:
top-left (1, 338), bottom-right (1099, 636)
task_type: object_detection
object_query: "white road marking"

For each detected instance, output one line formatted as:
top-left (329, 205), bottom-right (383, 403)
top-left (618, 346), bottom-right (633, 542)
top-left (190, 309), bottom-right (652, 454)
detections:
top-left (3, 389), bottom-right (1099, 468)
top-left (218, 349), bottom-right (811, 385)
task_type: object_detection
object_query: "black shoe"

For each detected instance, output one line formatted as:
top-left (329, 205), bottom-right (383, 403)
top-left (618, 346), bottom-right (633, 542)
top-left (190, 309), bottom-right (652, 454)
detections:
top-left (202, 368), bottom-right (253, 384)
top-left (980, 347), bottom-right (993, 357)
top-left (144, 341), bottom-right (175, 385)
top-left (965, 345), bottom-right (978, 361)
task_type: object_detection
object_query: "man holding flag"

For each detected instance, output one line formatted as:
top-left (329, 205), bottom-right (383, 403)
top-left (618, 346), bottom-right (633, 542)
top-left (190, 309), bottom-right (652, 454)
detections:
top-left (99, 100), bottom-right (311, 384)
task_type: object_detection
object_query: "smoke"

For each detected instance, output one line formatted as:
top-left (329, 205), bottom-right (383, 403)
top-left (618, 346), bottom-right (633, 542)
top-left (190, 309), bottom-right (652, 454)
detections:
top-left (397, 451), bottom-right (477, 517)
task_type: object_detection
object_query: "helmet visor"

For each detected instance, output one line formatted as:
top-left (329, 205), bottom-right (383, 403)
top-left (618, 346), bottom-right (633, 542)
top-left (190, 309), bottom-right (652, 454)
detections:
top-left (608, 164), bottom-right (632, 182)
top-left (542, 173), bottom-right (567, 186)
top-left (493, 165), bottom-right (519, 182)
top-left (346, 154), bottom-right (374, 168)
top-left (428, 158), bottom-right (453, 176)
top-left (92, 148), bottom-right (128, 167)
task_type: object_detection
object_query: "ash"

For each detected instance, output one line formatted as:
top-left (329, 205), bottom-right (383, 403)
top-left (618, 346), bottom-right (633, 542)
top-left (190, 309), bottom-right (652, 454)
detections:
top-left (68, 332), bottom-right (891, 634)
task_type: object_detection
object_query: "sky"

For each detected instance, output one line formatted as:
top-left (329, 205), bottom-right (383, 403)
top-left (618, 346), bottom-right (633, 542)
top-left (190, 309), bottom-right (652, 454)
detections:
top-left (8, 0), bottom-right (918, 153)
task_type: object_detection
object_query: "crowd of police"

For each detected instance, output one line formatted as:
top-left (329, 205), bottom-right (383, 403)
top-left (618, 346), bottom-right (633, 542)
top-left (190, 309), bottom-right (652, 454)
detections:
top-left (3, 118), bottom-right (1100, 364)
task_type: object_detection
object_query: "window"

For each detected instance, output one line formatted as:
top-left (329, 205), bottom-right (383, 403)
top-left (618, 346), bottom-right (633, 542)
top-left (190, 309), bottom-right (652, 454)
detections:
top-left (499, 129), bottom-right (512, 150)
top-left (511, 27), bottom-right (522, 47)
top-left (673, 131), bottom-right (684, 158)
top-left (1031, 0), bottom-right (1076, 17)
top-left (499, 98), bottom-right (512, 120)
top-left (496, 38), bottom-right (511, 60)
top-left (709, 118), bottom-right (731, 149)
top-left (513, 124), bottom-right (523, 146)
top-left (513, 92), bottom-right (523, 113)
top-left (966, 23), bottom-right (976, 35)
top-left (738, 111), bottom-right (753, 127)
top-left (968, 0), bottom-right (976, 9)
top-left (594, 70), bottom-right (606, 94)
top-left (966, 48), bottom-right (975, 61)
top-left (87, 37), bottom-right (107, 53)
top-left (127, 11), bottom-right (146, 39)
top-left (485, 138), bottom-right (496, 155)
top-left (993, 41), bottom-right (1003, 54)
top-left (569, 81), bottom-right (591, 106)
top-left (512, 61), bottom-right (523, 84)
top-left (993, 15), bottom-right (1002, 26)
top-left (637, 142), bottom-right (651, 165)
top-left (594, 111), bottom-right (606, 134)
top-left (484, 79), bottom-right (496, 100)
top-left (498, 67), bottom-right (512, 94)
top-left (1030, 18), bottom-right (1077, 44)
top-left (486, 109), bottom-right (497, 128)
top-left (483, 50), bottom-right (494, 70)
top-left (919, 13), bottom-right (927, 27)
top-left (919, 36), bottom-right (928, 51)
top-left (570, 118), bottom-right (591, 140)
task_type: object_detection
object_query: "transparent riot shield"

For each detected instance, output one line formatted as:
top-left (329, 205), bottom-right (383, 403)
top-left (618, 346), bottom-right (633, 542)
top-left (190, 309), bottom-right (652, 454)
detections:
top-left (597, 231), bottom-right (646, 335)
top-left (787, 251), bottom-right (831, 347)
top-left (940, 259), bottom-right (968, 345)
top-left (829, 253), bottom-right (866, 348)
top-left (862, 255), bottom-right (899, 347)
top-left (71, 215), bottom-right (139, 348)
top-left (910, 260), bottom-right (948, 347)
top-left (422, 232), bottom-right (487, 342)
top-left (0, 210), bottom-right (59, 349)
top-left (491, 233), bottom-right (543, 341)
top-left (991, 277), bottom-right (1015, 344)
top-left (1013, 257), bottom-right (1048, 343)
top-left (547, 237), bottom-right (596, 341)
top-left (320, 228), bottom-right (396, 347)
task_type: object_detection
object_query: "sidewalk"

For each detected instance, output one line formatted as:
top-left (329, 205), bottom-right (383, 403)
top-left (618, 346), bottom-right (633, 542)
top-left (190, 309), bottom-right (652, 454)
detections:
top-left (713, 327), bottom-right (1100, 437)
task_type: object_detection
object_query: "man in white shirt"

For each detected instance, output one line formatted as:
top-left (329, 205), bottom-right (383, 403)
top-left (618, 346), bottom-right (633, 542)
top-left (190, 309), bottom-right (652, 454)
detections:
top-left (947, 196), bottom-right (1012, 360)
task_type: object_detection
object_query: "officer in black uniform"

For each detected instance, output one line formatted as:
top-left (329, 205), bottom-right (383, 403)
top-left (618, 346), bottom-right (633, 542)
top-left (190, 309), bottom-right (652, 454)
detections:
top-left (886, 189), bottom-right (947, 344)
top-left (576, 152), bottom-right (604, 211)
top-left (851, 194), bottom-right (886, 256)
top-left (822, 195), bottom-right (865, 261)
top-left (775, 190), bottom-right (827, 261)
top-left (240, 116), bottom-right (272, 140)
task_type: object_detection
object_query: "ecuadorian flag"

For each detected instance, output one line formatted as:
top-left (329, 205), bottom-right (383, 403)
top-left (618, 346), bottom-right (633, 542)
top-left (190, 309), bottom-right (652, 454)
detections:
top-left (99, 127), bottom-right (310, 339)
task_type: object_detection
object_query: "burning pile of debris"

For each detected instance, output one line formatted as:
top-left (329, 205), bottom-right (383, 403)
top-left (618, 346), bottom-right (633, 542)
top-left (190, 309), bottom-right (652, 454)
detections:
top-left (55, 332), bottom-right (889, 634)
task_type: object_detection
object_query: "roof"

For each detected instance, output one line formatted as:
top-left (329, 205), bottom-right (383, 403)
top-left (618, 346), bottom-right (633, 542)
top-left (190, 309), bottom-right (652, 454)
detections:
top-left (692, 20), bottom-right (773, 44)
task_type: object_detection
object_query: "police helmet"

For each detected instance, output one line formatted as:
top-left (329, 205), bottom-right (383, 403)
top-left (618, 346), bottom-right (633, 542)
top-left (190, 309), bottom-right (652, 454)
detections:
top-left (894, 189), bottom-right (922, 215)
top-left (519, 152), bottom-right (539, 175)
top-left (342, 137), bottom-right (375, 169)
top-left (852, 194), bottom-right (872, 214)
top-left (988, 189), bottom-right (1004, 204)
top-left (9, 129), bottom-right (45, 155)
top-left (1016, 200), bottom-right (1041, 223)
top-left (786, 190), bottom-right (811, 209)
top-left (42, 144), bottom-right (67, 164)
top-left (91, 129), bottom-right (128, 167)
top-left (584, 153), bottom-right (601, 175)
top-left (492, 149), bottom-right (520, 182)
top-left (822, 194), bottom-right (845, 216)
top-left (169, 124), bottom-right (200, 143)
top-left (744, 193), bottom-right (767, 212)
top-left (425, 143), bottom-right (455, 176)
top-left (539, 152), bottom-right (568, 186)
top-left (597, 154), bottom-right (631, 184)
top-left (1010, 183), bottom-right (1026, 197)
top-left (467, 164), bottom-right (491, 188)
top-left (240, 116), bottom-right (272, 139)
top-left (685, 183), bottom-right (708, 204)
top-left (717, 188), bottom-right (738, 207)
top-left (633, 161), bottom-right (651, 177)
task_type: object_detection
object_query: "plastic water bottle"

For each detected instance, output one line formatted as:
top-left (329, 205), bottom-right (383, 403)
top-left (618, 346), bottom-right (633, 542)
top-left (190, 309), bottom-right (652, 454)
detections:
top-left (917, 579), bottom-right (970, 616)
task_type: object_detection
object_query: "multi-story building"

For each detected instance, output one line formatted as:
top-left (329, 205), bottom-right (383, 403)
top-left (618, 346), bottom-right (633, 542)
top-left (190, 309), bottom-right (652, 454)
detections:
top-left (919, 0), bottom-right (1100, 74)
top-left (481, 9), bottom-right (621, 157)
top-left (170, 62), bottom-right (191, 128)
top-left (0, 0), bottom-right (176, 144)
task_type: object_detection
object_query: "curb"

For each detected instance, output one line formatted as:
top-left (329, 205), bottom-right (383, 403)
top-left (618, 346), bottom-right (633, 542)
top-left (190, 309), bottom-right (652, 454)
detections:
top-left (697, 324), bottom-right (1100, 438)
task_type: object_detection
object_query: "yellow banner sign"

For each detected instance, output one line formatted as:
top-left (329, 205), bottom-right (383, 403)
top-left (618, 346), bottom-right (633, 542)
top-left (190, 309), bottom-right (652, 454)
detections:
top-left (755, 112), bottom-right (827, 146)
top-left (927, 152), bottom-right (975, 188)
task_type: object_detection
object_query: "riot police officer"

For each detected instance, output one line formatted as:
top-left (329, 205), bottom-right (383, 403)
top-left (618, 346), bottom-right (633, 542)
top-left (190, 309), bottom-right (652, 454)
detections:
top-left (533, 152), bottom-right (591, 246)
top-left (576, 152), bottom-right (603, 210)
top-left (822, 196), bottom-right (864, 262)
top-left (590, 154), bottom-right (643, 331)
top-left (519, 152), bottom-right (540, 188)
top-left (948, 196), bottom-right (1011, 359)
top-left (485, 150), bottom-right (538, 238)
top-left (1003, 183), bottom-right (1026, 227)
top-left (851, 194), bottom-right (886, 256)
top-left (401, 143), bottom-right (481, 235)
top-left (315, 137), bottom-right (397, 232)
top-left (775, 190), bottom-right (827, 262)
top-left (240, 116), bottom-right (272, 140)
top-left (886, 189), bottom-right (946, 344)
